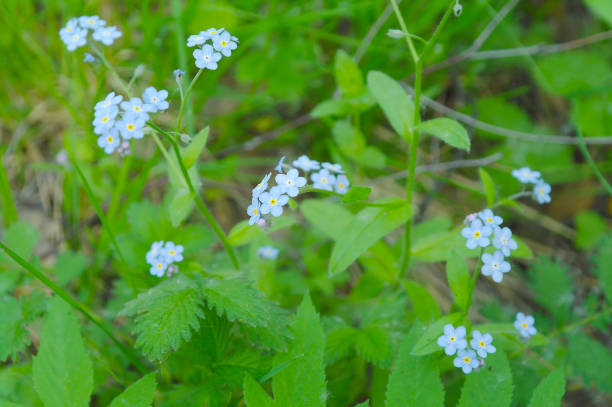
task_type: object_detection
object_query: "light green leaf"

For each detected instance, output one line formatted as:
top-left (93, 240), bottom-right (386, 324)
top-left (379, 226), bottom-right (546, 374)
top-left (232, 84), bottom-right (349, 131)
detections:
top-left (33, 296), bottom-right (93, 407)
top-left (386, 322), bottom-right (444, 407)
top-left (329, 202), bottom-right (411, 276)
top-left (181, 126), bottom-right (209, 169)
top-left (574, 210), bottom-right (608, 250)
top-left (479, 168), bottom-right (496, 207)
top-left (402, 280), bottom-right (441, 323)
top-left (167, 188), bottom-right (195, 227)
top-left (418, 118), bottom-right (470, 151)
top-left (109, 372), bottom-right (157, 407)
top-left (272, 293), bottom-right (326, 407)
top-left (528, 257), bottom-right (573, 325)
top-left (335, 49), bottom-right (364, 98)
top-left (0, 221), bottom-right (39, 265)
top-left (54, 251), bottom-right (88, 287)
top-left (310, 93), bottom-right (374, 118)
top-left (593, 233), bottom-right (612, 304)
top-left (585, 0), bottom-right (612, 25)
top-left (411, 313), bottom-right (462, 356)
top-left (446, 251), bottom-right (470, 310)
top-left (367, 71), bottom-right (415, 140)
top-left (342, 186), bottom-right (371, 203)
top-left (244, 374), bottom-right (273, 407)
top-left (332, 120), bottom-right (366, 155)
top-left (119, 275), bottom-right (204, 360)
top-left (526, 368), bottom-right (566, 407)
top-left (457, 351), bottom-right (513, 407)
top-left (0, 297), bottom-right (29, 362)
top-left (567, 332), bottom-right (612, 392)
top-left (300, 199), bottom-right (354, 241)
top-left (325, 327), bottom-right (357, 364)
top-left (355, 325), bottom-right (393, 367)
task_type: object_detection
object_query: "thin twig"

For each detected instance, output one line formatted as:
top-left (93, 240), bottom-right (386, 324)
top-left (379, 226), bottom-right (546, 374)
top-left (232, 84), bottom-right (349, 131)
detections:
top-left (403, 85), bottom-right (612, 145)
top-left (576, 129), bottom-right (612, 195)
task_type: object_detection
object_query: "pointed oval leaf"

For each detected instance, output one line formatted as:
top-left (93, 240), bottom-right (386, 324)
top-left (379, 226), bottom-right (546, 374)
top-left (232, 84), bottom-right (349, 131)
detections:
top-left (418, 118), bottom-right (470, 151)
top-left (367, 71), bottom-right (414, 140)
top-left (109, 372), bottom-right (157, 407)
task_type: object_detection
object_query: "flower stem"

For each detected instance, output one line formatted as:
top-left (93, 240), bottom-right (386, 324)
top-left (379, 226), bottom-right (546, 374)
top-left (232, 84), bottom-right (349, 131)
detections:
top-left (147, 121), bottom-right (239, 270)
top-left (89, 42), bottom-right (131, 97)
top-left (0, 241), bottom-right (148, 375)
top-left (175, 69), bottom-right (203, 133)
top-left (463, 247), bottom-right (484, 320)
top-left (577, 129), bottom-right (612, 195)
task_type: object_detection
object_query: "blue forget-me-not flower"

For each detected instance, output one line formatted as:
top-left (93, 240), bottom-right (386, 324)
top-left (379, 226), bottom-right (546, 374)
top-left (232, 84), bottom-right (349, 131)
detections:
top-left (259, 190), bottom-right (289, 217)
top-left (292, 155), bottom-right (320, 172)
top-left (97, 129), bottom-right (121, 154)
top-left (493, 227), bottom-right (518, 256)
top-left (532, 181), bottom-right (551, 204)
top-left (258, 246), bottom-right (279, 260)
top-left (117, 114), bottom-right (146, 140)
top-left (142, 87), bottom-right (169, 113)
top-left (311, 169), bottom-right (336, 191)
top-left (478, 209), bottom-right (503, 229)
top-left (83, 52), bottom-right (95, 63)
top-left (120, 97), bottom-right (154, 121)
top-left (193, 44), bottom-right (222, 70)
top-left (512, 167), bottom-right (541, 184)
top-left (453, 349), bottom-right (479, 374)
top-left (146, 240), bottom-right (184, 278)
top-left (213, 31), bottom-right (238, 57)
top-left (461, 219), bottom-right (492, 249)
top-left (188, 28), bottom-right (237, 69)
top-left (79, 15), bottom-right (106, 29)
top-left (162, 242), bottom-right (184, 263)
top-left (275, 156), bottom-right (286, 173)
top-left (92, 26), bottom-right (122, 45)
top-left (481, 251), bottom-right (511, 283)
top-left (470, 330), bottom-right (496, 358)
top-left (247, 198), bottom-right (261, 226)
top-left (275, 169), bottom-right (306, 197)
top-left (335, 175), bottom-right (350, 194)
top-left (252, 173), bottom-right (272, 199)
top-left (322, 162), bottom-right (344, 174)
top-left (437, 324), bottom-right (467, 356)
top-left (59, 15), bottom-right (122, 52)
top-left (514, 312), bottom-right (537, 338)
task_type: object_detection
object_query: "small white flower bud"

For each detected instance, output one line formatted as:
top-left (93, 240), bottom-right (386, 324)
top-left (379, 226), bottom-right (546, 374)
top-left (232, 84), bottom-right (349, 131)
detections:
top-left (454, 1), bottom-right (463, 16)
top-left (386, 29), bottom-right (405, 39)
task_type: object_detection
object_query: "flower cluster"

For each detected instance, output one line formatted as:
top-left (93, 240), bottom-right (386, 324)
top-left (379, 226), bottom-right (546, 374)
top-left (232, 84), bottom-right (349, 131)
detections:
top-left (187, 28), bottom-right (238, 70)
top-left (292, 155), bottom-right (349, 194)
top-left (93, 88), bottom-right (169, 154)
top-left (146, 241), bottom-right (184, 278)
top-left (258, 246), bottom-right (279, 260)
top-left (437, 324), bottom-right (496, 374)
top-left (511, 167), bottom-right (551, 204)
top-left (514, 312), bottom-right (537, 339)
top-left (59, 15), bottom-right (122, 52)
top-left (462, 209), bottom-right (517, 283)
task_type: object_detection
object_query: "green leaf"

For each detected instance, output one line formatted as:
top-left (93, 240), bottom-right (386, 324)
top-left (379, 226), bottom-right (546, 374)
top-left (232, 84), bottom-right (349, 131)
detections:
top-left (367, 71), bottom-right (415, 140)
top-left (54, 251), bottom-right (88, 287)
top-left (33, 296), bottom-right (93, 407)
top-left (526, 368), bottom-right (566, 407)
top-left (410, 313), bottom-right (462, 356)
top-left (325, 326), bottom-right (357, 364)
top-left (119, 275), bottom-right (205, 360)
top-left (272, 293), bottom-right (326, 407)
top-left (574, 210), bottom-right (608, 250)
top-left (227, 216), bottom-right (295, 246)
top-left (479, 168), bottom-right (496, 207)
top-left (355, 401), bottom-right (371, 407)
top-left (0, 297), bottom-right (29, 362)
top-left (242, 304), bottom-right (292, 352)
top-left (445, 251), bottom-right (470, 310)
top-left (332, 120), bottom-right (366, 155)
top-left (418, 118), bottom-right (470, 151)
top-left (585, 0), bottom-right (612, 25)
top-left (593, 233), bottom-right (612, 304)
top-left (457, 351), bottom-right (513, 407)
top-left (386, 322), bottom-right (444, 407)
top-left (527, 257), bottom-right (574, 324)
top-left (109, 372), bottom-right (157, 407)
top-left (567, 332), bottom-right (612, 392)
top-left (402, 280), bottom-right (441, 323)
top-left (300, 199), bottom-right (354, 241)
top-left (182, 126), bottom-right (210, 169)
top-left (244, 374), bottom-right (273, 407)
top-left (355, 325), bottom-right (393, 367)
top-left (329, 202), bottom-right (411, 276)
top-left (342, 186), bottom-right (371, 203)
top-left (167, 188), bottom-right (195, 227)
top-left (334, 49), bottom-right (364, 98)
top-left (0, 221), bottom-right (39, 264)
top-left (310, 94), bottom-right (374, 118)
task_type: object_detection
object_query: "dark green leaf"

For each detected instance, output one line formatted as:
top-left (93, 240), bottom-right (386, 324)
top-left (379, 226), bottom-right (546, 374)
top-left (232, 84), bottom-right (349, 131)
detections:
top-left (526, 368), bottom-right (565, 407)
top-left (109, 372), bottom-right (157, 407)
top-left (457, 351), bottom-right (513, 407)
top-left (182, 126), bottom-right (209, 169)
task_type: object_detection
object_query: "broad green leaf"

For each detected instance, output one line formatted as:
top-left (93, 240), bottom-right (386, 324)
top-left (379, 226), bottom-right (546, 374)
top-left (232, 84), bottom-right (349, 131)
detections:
top-left (182, 126), bottom-right (209, 169)
top-left (342, 186), bottom-right (371, 203)
top-left (54, 251), bottom-right (88, 287)
top-left (0, 297), bottom-right (29, 362)
top-left (367, 71), bottom-right (415, 140)
top-left (402, 280), bottom-right (441, 323)
top-left (585, 0), bottom-right (612, 25)
top-left (526, 368), bottom-right (566, 407)
top-left (574, 210), bottom-right (608, 250)
top-left (119, 275), bottom-right (204, 360)
top-left (33, 296), bottom-right (93, 407)
top-left (326, 327), bottom-right (357, 364)
top-left (244, 374), bottom-right (273, 407)
top-left (571, 92), bottom-right (612, 138)
top-left (329, 202), bottom-right (411, 276)
top-left (272, 293), bottom-right (326, 407)
top-left (457, 351), bottom-right (513, 407)
top-left (567, 332), bottom-right (612, 392)
top-left (0, 221), bottom-right (39, 265)
top-left (446, 251), bottom-right (470, 310)
top-left (352, 146), bottom-right (387, 169)
top-left (386, 322), bottom-right (444, 407)
top-left (332, 120), bottom-right (366, 155)
top-left (593, 233), bottom-right (612, 304)
top-left (167, 188), bottom-right (195, 227)
top-left (109, 372), bottom-right (157, 407)
top-left (355, 325), bottom-right (393, 367)
top-left (418, 118), bottom-right (470, 151)
top-left (527, 257), bottom-right (573, 325)
top-left (334, 49), bottom-right (364, 98)
top-left (411, 313), bottom-right (462, 356)
top-left (242, 304), bottom-right (292, 352)
top-left (300, 199), bottom-right (354, 241)
top-left (479, 168), bottom-right (496, 207)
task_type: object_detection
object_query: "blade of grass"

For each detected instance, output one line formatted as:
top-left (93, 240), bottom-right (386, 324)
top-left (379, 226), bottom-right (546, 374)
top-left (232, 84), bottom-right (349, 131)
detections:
top-left (0, 153), bottom-right (18, 226)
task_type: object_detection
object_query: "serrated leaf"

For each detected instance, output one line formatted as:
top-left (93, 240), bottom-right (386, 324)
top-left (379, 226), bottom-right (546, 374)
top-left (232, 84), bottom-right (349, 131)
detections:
top-left (574, 210), bottom-right (607, 250)
top-left (335, 49), bottom-right (364, 98)
top-left (593, 233), bottom-right (612, 304)
top-left (33, 296), bottom-right (93, 407)
top-left (402, 280), bottom-right (441, 323)
top-left (386, 322), bottom-right (444, 407)
top-left (326, 327), bottom-right (357, 364)
top-left (272, 293), bottom-right (326, 407)
top-left (342, 186), bottom-right (371, 203)
top-left (528, 257), bottom-right (574, 325)
top-left (355, 325), bottom-right (393, 367)
top-left (418, 118), bottom-right (470, 151)
top-left (446, 251), bottom-right (470, 310)
top-left (109, 372), bottom-right (157, 407)
top-left (242, 302), bottom-right (292, 352)
top-left (0, 221), bottom-right (39, 265)
top-left (202, 276), bottom-right (271, 327)
top-left (329, 202), bottom-right (411, 276)
top-left (244, 374), bottom-right (273, 407)
top-left (182, 126), bottom-right (209, 169)
top-left (411, 313), bottom-right (462, 356)
top-left (119, 275), bottom-right (204, 360)
top-left (0, 297), bottom-right (29, 362)
top-left (567, 332), bottom-right (612, 392)
top-left (367, 71), bottom-right (415, 140)
top-left (526, 368), bottom-right (566, 407)
top-left (457, 351), bottom-right (513, 407)
top-left (479, 168), bottom-right (496, 207)
top-left (300, 199), bottom-right (354, 241)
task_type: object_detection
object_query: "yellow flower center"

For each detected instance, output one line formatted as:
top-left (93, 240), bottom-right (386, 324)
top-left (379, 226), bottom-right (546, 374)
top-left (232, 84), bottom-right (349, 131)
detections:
top-left (102, 116), bottom-right (109, 123)
top-left (479, 341), bottom-right (485, 347)
top-left (321, 178), bottom-right (327, 184)
top-left (127, 124), bottom-right (135, 131)
top-left (221, 40), bottom-right (227, 46)
top-left (72, 34), bottom-right (79, 41)
top-left (474, 231), bottom-right (481, 238)
top-left (487, 217), bottom-right (493, 223)
top-left (339, 183), bottom-right (344, 188)
top-left (156, 263), bottom-right (163, 269)
top-left (449, 336), bottom-right (455, 342)
top-left (134, 106), bottom-right (141, 112)
top-left (169, 250), bottom-right (175, 256)
top-left (463, 357), bottom-right (471, 363)
top-left (270, 199), bottom-right (277, 205)
top-left (67, 26), bottom-right (72, 32)
top-left (152, 97), bottom-right (158, 103)
top-left (539, 189), bottom-right (545, 195)
top-left (253, 208), bottom-right (258, 215)
top-left (521, 322), bottom-right (527, 328)
top-left (107, 136), bottom-right (114, 143)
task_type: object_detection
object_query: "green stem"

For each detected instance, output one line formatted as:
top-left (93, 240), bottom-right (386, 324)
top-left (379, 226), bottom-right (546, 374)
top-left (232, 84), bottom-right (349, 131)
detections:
top-left (150, 132), bottom-right (188, 190)
top-left (146, 122), bottom-right (240, 270)
top-left (89, 42), bottom-right (131, 97)
top-left (389, 0), bottom-right (419, 62)
top-left (72, 160), bottom-right (126, 263)
top-left (0, 153), bottom-right (18, 226)
top-left (175, 69), bottom-right (203, 133)
top-left (107, 154), bottom-right (132, 222)
top-left (549, 305), bottom-right (612, 339)
top-left (463, 247), bottom-right (484, 320)
top-left (0, 241), bottom-right (148, 374)
top-left (577, 129), bottom-right (612, 195)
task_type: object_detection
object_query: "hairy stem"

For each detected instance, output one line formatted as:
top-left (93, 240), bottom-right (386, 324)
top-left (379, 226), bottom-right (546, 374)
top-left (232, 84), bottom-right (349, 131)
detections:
top-left (175, 69), bottom-right (203, 133)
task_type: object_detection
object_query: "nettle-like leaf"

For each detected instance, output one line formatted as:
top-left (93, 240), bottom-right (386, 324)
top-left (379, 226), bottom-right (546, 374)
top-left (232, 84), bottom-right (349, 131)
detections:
top-left (355, 325), bottom-right (393, 368)
top-left (109, 372), bottom-right (157, 407)
top-left (403, 280), bottom-right (441, 323)
top-left (0, 297), bottom-right (30, 362)
top-left (527, 257), bottom-right (574, 324)
top-left (386, 322), bottom-right (444, 407)
top-left (242, 303), bottom-right (292, 352)
top-left (119, 274), bottom-right (205, 360)
top-left (33, 296), bottom-right (93, 407)
top-left (244, 374), bottom-right (274, 407)
top-left (593, 233), bottom-right (612, 304)
top-left (526, 368), bottom-right (566, 407)
top-left (567, 332), bottom-right (612, 392)
top-left (457, 351), bottom-right (514, 407)
top-left (367, 71), bottom-right (415, 140)
top-left (272, 293), bottom-right (327, 407)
